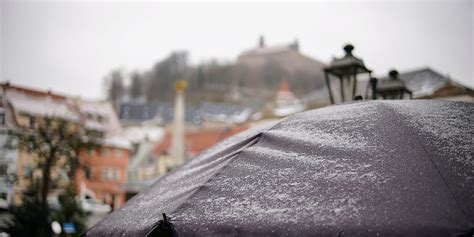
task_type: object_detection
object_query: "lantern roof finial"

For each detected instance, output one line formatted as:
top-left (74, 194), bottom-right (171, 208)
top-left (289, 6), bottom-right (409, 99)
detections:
top-left (389, 70), bottom-right (399, 80)
top-left (325, 43), bottom-right (371, 77)
top-left (343, 44), bottom-right (354, 56)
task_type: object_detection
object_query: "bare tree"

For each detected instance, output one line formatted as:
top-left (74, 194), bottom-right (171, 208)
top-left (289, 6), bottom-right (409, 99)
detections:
top-left (6, 118), bottom-right (96, 237)
top-left (129, 72), bottom-right (143, 100)
top-left (146, 51), bottom-right (188, 102)
top-left (106, 69), bottom-right (125, 106)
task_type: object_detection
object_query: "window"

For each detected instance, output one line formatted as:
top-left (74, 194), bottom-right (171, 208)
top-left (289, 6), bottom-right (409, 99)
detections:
top-left (0, 88), bottom-right (4, 104)
top-left (0, 113), bottom-right (5, 125)
top-left (85, 167), bottom-right (92, 180)
top-left (28, 116), bottom-right (36, 129)
top-left (101, 148), bottom-right (109, 157)
top-left (101, 168), bottom-right (119, 181)
top-left (115, 149), bottom-right (122, 158)
top-left (0, 164), bottom-right (7, 177)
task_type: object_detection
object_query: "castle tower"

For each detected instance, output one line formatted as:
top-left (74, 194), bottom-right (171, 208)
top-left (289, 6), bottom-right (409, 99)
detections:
top-left (259, 35), bottom-right (265, 48)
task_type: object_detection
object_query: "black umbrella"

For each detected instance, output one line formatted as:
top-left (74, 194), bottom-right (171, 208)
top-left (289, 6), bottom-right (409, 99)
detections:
top-left (86, 100), bottom-right (473, 236)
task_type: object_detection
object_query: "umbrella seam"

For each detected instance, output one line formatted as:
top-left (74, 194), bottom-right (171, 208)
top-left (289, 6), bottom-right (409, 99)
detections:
top-left (383, 103), bottom-right (471, 222)
top-left (414, 136), bottom-right (471, 222)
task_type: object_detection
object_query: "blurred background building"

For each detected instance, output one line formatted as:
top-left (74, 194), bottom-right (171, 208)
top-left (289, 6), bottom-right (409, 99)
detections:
top-left (0, 83), bottom-right (131, 210)
top-left (1, 2), bottom-right (473, 232)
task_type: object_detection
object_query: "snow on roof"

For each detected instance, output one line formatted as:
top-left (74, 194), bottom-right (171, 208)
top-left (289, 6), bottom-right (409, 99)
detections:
top-left (77, 100), bottom-right (122, 135)
top-left (5, 90), bottom-right (79, 121)
top-left (122, 126), bottom-right (165, 143)
top-left (240, 44), bottom-right (294, 57)
top-left (378, 68), bottom-right (450, 98)
top-left (100, 136), bottom-right (131, 150)
top-left (78, 99), bottom-right (111, 116)
top-left (3, 84), bottom-right (130, 151)
top-left (273, 102), bottom-right (305, 117)
top-left (127, 141), bottom-right (156, 176)
top-left (79, 100), bottom-right (129, 149)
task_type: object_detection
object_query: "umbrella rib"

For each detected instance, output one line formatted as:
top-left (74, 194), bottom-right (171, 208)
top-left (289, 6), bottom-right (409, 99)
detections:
top-left (168, 135), bottom-right (261, 220)
top-left (168, 118), bottom-right (294, 218)
top-left (143, 138), bottom-right (262, 237)
top-left (145, 119), bottom-right (295, 236)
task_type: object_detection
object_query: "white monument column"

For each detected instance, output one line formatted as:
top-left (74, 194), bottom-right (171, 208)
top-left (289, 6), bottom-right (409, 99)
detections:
top-left (170, 80), bottom-right (187, 165)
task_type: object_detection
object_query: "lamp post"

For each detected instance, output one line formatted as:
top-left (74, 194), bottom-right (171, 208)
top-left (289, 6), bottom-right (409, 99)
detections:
top-left (171, 80), bottom-right (187, 166)
top-left (324, 44), bottom-right (372, 104)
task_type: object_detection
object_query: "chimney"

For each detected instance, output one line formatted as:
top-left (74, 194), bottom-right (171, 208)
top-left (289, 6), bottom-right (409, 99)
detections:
top-left (259, 35), bottom-right (265, 48)
top-left (290, 39), bottom-right (299, 52)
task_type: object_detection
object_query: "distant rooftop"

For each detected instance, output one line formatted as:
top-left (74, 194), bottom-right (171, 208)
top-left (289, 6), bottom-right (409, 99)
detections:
top-left (0, 82), bottom-right (130, 149)
top-left (118, 102), bottom-right (255, 125)
top-left (239, 36), bottom-right (300, 57)
top-left (378, 67), bottom-right (453, 97)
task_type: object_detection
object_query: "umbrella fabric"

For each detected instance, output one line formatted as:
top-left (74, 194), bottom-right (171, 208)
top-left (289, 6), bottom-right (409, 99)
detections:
top-left (86, 100), bottom-right (473, 237)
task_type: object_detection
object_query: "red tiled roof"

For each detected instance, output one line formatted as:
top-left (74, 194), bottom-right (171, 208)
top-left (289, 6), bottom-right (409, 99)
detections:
top-left (153, 125), bottom-right (249, 157)
top-left (1, 82), bottom-right (67, 101)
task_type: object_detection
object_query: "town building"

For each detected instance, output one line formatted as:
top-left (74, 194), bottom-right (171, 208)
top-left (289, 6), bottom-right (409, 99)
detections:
top-left (236, 36), bottom-right (327, 97)
top-left (0, 83), bottom-right (80, 204)
top-left (0, 82), bottom-right (130, 208)
top-left (74, 100), bottom-right (131, 209)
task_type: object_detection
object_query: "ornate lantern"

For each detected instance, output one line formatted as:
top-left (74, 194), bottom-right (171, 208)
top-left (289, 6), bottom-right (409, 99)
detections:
top-left (370, 70), bottom-right (412, 99)
top-left (324, 44), bottom-right (372, 104)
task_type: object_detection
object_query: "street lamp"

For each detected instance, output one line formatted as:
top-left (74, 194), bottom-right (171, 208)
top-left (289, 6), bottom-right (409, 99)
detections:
top-left (370, 70), bottom-right (412, 99)
top-left (324, 44), bottom-right (372, 104)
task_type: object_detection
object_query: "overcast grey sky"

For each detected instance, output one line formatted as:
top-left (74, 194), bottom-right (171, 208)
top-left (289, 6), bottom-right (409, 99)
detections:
top-left (1, 1), bottom-right (473, 99)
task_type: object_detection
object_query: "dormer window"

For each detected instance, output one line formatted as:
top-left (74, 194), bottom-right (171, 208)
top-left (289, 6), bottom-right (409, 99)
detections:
top-left (86, 129), bottom-right (104, 138)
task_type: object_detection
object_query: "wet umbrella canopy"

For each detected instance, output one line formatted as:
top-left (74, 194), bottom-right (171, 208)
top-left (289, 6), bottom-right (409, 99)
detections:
top-left (86, 100), bottom-right (473, 236)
